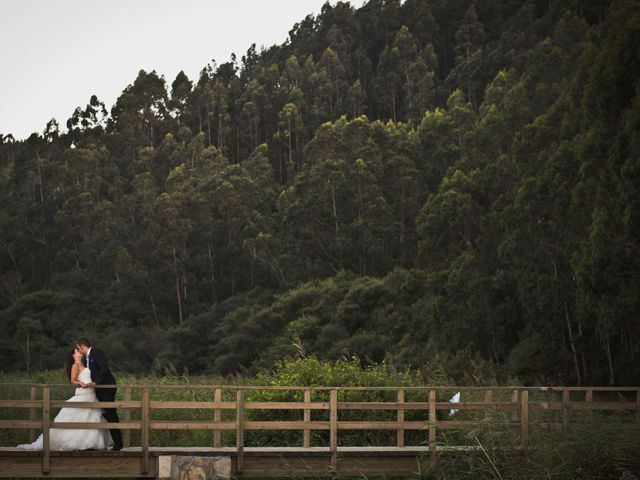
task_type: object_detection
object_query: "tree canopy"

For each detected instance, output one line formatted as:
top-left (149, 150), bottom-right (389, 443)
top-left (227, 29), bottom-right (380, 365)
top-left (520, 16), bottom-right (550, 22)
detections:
top-left (1, 0), bottom-right (639, 385)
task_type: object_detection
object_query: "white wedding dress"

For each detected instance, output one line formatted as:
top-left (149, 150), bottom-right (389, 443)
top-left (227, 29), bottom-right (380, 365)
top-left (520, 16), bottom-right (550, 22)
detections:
top-left (17, 368), bottom-right (113, 450)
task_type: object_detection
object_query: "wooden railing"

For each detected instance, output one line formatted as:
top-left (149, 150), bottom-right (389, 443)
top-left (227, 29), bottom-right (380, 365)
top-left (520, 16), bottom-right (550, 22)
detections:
top-left (1, 385), bottom-right (639, 477)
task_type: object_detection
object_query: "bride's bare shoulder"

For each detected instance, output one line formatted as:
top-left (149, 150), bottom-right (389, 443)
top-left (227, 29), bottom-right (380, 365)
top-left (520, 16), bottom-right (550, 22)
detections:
top-left (70, 363), bottom-right (84, 384)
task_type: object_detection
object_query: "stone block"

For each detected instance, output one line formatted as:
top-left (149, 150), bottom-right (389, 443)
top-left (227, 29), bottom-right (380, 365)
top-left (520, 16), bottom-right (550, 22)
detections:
top-left (157, 455), bottom-right (231, 480)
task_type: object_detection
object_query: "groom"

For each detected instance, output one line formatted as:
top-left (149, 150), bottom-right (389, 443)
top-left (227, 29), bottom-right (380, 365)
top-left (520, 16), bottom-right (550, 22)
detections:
top-left (76, 337), bottom-right (123, 451)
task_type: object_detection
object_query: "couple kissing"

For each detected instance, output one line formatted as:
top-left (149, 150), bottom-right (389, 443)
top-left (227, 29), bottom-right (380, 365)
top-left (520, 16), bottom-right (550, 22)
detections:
top-left (17, 337), bottom-right (123, 451)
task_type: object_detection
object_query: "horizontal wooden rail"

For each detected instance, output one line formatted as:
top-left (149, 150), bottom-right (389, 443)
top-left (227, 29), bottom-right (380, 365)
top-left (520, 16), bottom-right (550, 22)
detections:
top-left (4, 383), bottom-right (638, 392)
top-left (149, 401), bottom-right (235, 409)
top-left (149, 421), bottom-right (236, 430)
top-left (244, 401), bottom-right (329, 410)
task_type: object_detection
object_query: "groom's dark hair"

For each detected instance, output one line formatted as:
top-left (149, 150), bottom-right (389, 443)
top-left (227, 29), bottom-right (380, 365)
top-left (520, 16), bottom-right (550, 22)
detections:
top-left (77, 337), bottom-right (92, 347)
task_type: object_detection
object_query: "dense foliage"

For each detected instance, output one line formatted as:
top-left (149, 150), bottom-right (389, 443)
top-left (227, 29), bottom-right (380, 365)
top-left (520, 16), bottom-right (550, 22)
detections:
top-left (1, 0), bottom-right (638, 385)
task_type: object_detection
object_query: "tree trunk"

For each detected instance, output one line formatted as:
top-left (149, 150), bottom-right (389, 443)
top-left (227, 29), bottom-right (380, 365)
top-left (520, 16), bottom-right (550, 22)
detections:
top-left (331, 185), bottom-right (339, 237)
top-left (26, 332), bottom-right (30, 375)
top-left (576, 313), bottom-right (588, 381)
top-left (288, 117), bottom-right (293, 172)
top-left (564, 302), bottom-right (581, 385)
top-left (172, 242), bottom-right (184, 325)
top-left (36, 154), bottom-right (44, 205)
top-left (217, 107), bottom-right (223, 148)
top-left (208, 242), bottom-right (217, 304)
top-left (149, 291), bottom-right (160, 327)
top-left (605, 337), bottom-right (615, 385)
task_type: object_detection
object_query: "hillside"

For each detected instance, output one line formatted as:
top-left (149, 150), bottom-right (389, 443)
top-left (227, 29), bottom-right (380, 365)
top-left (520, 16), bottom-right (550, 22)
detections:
top-left (0, 0), bottom-right (638, 385)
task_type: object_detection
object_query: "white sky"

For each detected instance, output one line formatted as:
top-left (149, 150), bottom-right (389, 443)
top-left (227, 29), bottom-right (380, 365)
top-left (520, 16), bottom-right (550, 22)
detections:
top-left (0, 0), bottom-right (366, 140)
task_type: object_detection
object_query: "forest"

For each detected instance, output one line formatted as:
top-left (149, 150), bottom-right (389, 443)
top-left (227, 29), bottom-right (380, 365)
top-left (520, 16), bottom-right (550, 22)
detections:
top-left (0, 0), bottom-right (638, 386)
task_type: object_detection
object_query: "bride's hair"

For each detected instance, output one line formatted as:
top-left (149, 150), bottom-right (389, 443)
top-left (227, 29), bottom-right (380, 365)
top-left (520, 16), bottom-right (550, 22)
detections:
top-left (64, 350), bottom-right (75, 382)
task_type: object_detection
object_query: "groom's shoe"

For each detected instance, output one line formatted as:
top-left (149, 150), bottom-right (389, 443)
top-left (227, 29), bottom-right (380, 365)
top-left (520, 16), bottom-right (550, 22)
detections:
top-left (111, 444), bottom-right (123, 451)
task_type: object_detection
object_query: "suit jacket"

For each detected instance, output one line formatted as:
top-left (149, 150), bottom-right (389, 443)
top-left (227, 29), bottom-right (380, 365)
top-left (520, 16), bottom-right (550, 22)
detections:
top-left (86, 347), bottom-right (117, 400)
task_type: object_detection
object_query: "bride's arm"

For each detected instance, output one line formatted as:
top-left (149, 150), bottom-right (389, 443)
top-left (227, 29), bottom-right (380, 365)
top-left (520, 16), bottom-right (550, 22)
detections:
top-left (69, 364), bottom-right (89, 387)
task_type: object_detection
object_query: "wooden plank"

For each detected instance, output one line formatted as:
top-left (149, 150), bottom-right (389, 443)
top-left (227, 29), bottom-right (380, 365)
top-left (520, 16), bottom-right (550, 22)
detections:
top-left (245, 421), bottom-right (327, 430)
top-left (237, 455), bottom-right (434, 477)
top-left (149, 401), bottom-right (235, 409)
top-left (484, 390), bottom-right (493, 421)
top-left (431, 420), bottom-right (485, 429)
top-left (585, 388), bottom-right (594, 419)
top-left (435, 401), bottom-right (517, 410)
top-left (214, 388), bottom-right (221, 448)
top-left (511, 390), bottom-right (519, 440)
top-left (123, 387), bottom-right (131, 448)
top-left (236, 390), bottom-right (245, 475)
top-left (144, 420), bottom-right (475, 431)
top-left (303, 389), bottom-right (311, 448)
top-left (47, 422), bottom-right (141, 430)
top-left (338, 421), bottom-right (430, 430)
top-left (0, 455), bottom-right (155, 478)
top-left (337, 402), bottom-right (428, 410)
top-left (245, 401), bottom-right (329, 410)
top-left (149, 421), bottom-right (236, 430)
top-left (3, 383), bottom-right (638, 392)
top-left (511, 390), bottom-right (519, 416)
top-left (330, 389), bottom-right (338, 469)
top-left (244, 420), bottom-right (324, 432)
top-left (335, 401), bottom-right (517, 410)
top-left (42, 386), bottom-right (50, 475)
top-left (521, 390), bottom-right (529, 443)
top-left (141, 388), bottom-right (150, 474)
top-left (0, 400), bottom-right (42, 408)
top-left (428, 390), bottom-right (436, 453)
top-left (569, 401), bottom-right (638, 410)
top-left (637, 390), bottom-right (640, 423)
top-left (563, 388), bottom-right (571, 428)
top-left (585, 389), bottom-right (593, 403)
top-left (529, 402), bottom-right (562, 410)
top-left (0, 420), bottom-right (42, 428)
top-left (50, 400), bottom-right (140, 408)
top-left (397, 390), bottom-right (404, 447)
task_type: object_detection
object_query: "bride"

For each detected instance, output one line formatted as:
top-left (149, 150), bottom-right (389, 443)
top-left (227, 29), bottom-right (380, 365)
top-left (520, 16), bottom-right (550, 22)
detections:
top-left (17, 349), bottom-right (113, 451)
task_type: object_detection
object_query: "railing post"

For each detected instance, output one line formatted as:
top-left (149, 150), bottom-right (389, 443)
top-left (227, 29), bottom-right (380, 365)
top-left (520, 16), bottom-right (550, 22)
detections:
top-left (397, 389), bottom-right (405, 448)
top-left (303, 389), bottom-right (311, 448)
top-left (511, 390), bottom-right (519, 438)
top-left (123, 387), bottom-right (131, 448)
top-left (428, 390), bottom-right (436, 454)
top-left (636, 389), bottom-right (640, 423)
top-left (562, 388), bottom-right (571, 429)
top-left (214, 388), bottom-right (222, 448)
top-left (29, 386), bottom-right (38, 442)
top-left (42, 386), bottom-right (50, 475)
top-left (330, 389), bottom-right (338, 469)
top-left (484, 389), bottom-right (493, 422)
top-left (141, 388), bottom-right (150, 474)
top-left (520, 390), bottom-right (529, 443)
top-left (236, 389), bottom-right (245, 474)
top-left (586, 388), bottom-right (593, 419)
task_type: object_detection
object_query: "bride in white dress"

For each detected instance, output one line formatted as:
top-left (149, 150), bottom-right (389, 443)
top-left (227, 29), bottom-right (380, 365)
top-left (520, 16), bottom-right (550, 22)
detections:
top-left (17, 349), bottom-right (113, 451)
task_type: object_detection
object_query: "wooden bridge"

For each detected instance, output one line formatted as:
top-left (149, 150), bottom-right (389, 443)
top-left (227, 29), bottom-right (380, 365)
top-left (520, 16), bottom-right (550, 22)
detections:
top-left (0, 384), bottom-right (638, 478)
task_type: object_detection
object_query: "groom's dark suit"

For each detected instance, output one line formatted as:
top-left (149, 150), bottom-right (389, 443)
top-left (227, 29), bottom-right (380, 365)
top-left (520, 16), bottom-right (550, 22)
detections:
top-left (86, 347), bottom-right (123, 449)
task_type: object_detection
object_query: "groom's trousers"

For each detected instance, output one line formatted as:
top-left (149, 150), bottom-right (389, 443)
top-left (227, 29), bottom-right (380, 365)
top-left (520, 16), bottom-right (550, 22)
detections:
top-left (97, 387), bottom-right (123, 447)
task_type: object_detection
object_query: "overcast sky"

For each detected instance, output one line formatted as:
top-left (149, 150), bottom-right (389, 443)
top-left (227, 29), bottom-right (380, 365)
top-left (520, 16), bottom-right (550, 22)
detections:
top-left (0, 0), bottom-right (366, 140)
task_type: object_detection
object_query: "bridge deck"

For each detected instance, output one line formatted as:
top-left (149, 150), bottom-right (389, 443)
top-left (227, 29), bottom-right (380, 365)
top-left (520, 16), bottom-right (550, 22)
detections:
top-left (0, 446), bottom-right (476, 477)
